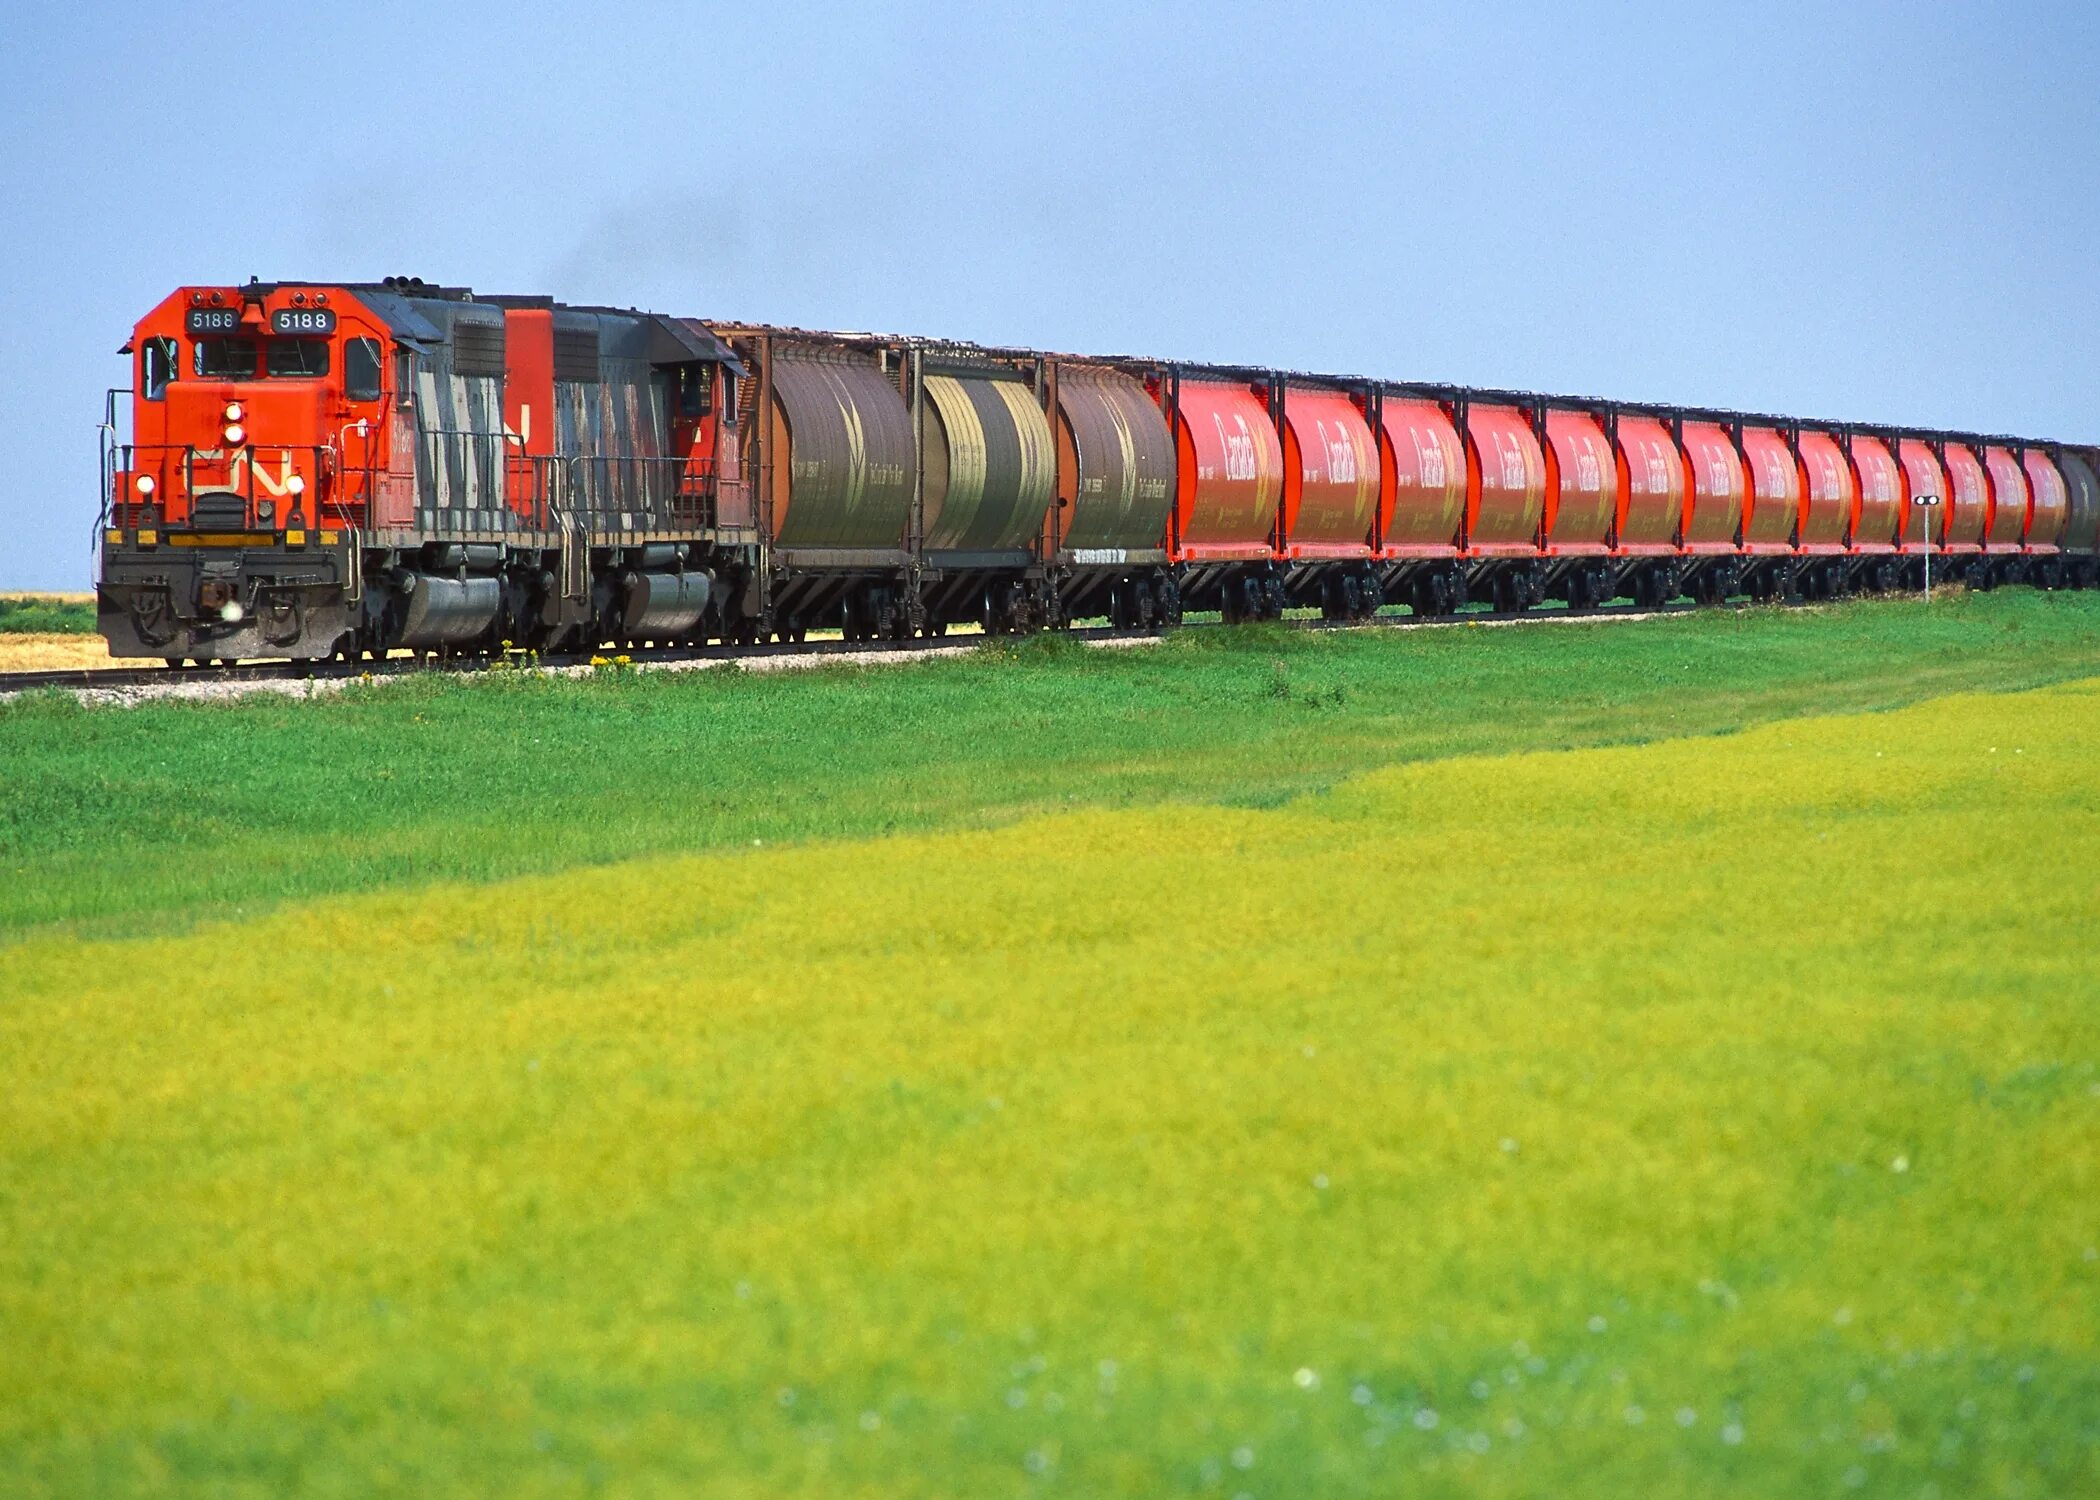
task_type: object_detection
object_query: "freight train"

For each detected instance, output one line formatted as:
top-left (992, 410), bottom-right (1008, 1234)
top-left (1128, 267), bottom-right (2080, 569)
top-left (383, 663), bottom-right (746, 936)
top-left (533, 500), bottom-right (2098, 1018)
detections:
top-left (95, 277), bottom-right (2099, 663)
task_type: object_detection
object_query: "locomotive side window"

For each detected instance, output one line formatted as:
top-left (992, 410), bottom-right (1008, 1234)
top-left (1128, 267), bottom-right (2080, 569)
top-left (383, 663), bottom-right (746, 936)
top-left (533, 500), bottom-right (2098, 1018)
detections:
top-left (194, 338), bottom-right (259, 378)
top-left (267, 338), bottom-right (331, 378)
top-left (346, 337), bottom-right (383, 401)
top-left (675, 363), bottom-right (713, 418)
top-left (142, 337), bottom-right (177, 400)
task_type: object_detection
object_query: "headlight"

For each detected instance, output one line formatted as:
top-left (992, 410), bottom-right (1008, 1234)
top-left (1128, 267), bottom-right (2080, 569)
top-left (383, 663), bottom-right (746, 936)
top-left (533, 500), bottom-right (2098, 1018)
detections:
top-left (224, 424), bottom-right (245, 445)
top-left (134, 474), bottom-right (156, 495)
top-left (224, 402), bottom-right (244, 422)
top-left (287, 475), bottom-right (306, 496)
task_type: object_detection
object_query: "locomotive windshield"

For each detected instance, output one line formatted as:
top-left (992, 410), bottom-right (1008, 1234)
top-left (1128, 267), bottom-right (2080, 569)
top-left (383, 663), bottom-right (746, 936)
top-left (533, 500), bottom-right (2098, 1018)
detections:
top-left (191, 337), bottom-right (332, 380)
top-left (266, 339), bottom-right (330, 377)
top-left (193, 338), bottom-right (257, 378)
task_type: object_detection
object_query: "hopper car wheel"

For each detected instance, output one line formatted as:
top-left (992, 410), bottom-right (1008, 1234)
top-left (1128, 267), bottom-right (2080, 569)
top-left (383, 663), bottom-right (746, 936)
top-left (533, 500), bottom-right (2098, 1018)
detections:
top-left (1156, 576), bottom-right (1181, 626)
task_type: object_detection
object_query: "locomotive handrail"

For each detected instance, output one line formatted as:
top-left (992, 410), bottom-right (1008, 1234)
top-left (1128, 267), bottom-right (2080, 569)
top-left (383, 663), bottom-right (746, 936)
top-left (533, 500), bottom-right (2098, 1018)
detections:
top-left (562, 452), bottom-right (719, 537)
top-left (105, 441), bottom-right (333, 530)
top-left (410, 429), bottom-right (560, 533)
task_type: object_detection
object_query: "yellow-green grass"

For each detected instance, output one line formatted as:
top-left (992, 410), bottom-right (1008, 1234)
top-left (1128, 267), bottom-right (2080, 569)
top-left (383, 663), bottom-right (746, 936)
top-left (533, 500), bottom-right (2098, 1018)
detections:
top-left (3, 680), bottom-right (2097, 1496)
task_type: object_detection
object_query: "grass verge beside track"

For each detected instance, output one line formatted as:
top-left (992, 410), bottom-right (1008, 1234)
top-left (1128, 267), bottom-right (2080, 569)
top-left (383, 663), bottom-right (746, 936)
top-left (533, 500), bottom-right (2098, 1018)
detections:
top-left (0, 595), bottom-right (95, 635)
top-left (1, 678), bottom-right (2094, 1496)
top-left (2, 590), bottom-right (2099, 938)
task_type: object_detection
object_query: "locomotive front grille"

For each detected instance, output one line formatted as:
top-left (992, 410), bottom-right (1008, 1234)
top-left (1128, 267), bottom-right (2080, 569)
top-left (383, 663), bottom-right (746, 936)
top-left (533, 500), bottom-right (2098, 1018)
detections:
top-left (190, 490), bottom-right (248, 529)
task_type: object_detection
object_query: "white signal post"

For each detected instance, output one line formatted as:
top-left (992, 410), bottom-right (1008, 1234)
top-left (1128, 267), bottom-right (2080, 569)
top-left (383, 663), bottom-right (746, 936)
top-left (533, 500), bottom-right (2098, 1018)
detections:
top-left (1913, 494), bottom-right (1941, 604)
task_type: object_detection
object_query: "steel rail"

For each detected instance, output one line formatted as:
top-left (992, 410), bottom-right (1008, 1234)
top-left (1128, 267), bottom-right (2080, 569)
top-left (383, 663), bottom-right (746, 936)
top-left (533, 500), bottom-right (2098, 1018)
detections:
top-left (0, 599), bottom-right (1721, 696)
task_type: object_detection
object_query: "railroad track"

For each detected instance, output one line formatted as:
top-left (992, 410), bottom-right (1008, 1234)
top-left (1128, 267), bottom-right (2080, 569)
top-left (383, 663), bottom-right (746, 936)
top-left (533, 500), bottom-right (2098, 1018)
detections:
top-left (0, 600), bottom-right (1715, 697)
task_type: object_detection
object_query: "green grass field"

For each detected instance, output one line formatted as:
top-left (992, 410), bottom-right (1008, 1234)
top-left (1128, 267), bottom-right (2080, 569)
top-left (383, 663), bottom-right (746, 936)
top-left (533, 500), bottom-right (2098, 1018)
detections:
top-left (5, 591), bottom-right (2100, 938)
top-left (0, 595), bottom-right (94, 635)
top-left (2, 593), bottom-right (2097, 1496)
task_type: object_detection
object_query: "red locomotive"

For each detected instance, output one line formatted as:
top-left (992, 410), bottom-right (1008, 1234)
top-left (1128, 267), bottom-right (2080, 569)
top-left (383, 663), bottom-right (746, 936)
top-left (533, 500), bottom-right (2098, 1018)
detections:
top-left (96, 277), bottom-right (2099, 663)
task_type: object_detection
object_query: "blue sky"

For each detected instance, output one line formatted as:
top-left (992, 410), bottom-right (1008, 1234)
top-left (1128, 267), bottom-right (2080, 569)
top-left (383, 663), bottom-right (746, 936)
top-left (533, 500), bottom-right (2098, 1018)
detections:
top-left (2, 0), bottom-right (2094, 588)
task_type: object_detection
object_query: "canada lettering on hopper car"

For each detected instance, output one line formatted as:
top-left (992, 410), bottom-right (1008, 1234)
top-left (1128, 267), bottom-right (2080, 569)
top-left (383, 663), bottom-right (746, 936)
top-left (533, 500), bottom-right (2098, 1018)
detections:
top-left (1320, 423), bottom-right (1358, 486)
top-left (1414, 431), bottom-right (1448, 489)
top-left (1643, 447), bottom-right (1670, 493)
top-left (1496, 435), bottom-right (1528, 491)
top-left (1213, 411), bottom-right (1260, 483)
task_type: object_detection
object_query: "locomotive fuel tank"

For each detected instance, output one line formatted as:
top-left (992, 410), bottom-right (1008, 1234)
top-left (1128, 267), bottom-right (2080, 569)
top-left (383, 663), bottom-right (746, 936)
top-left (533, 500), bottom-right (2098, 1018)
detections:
top-left (620, 567), bottom-right (713, 637)
top-left (396, 572), bottom-right (502, 649)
